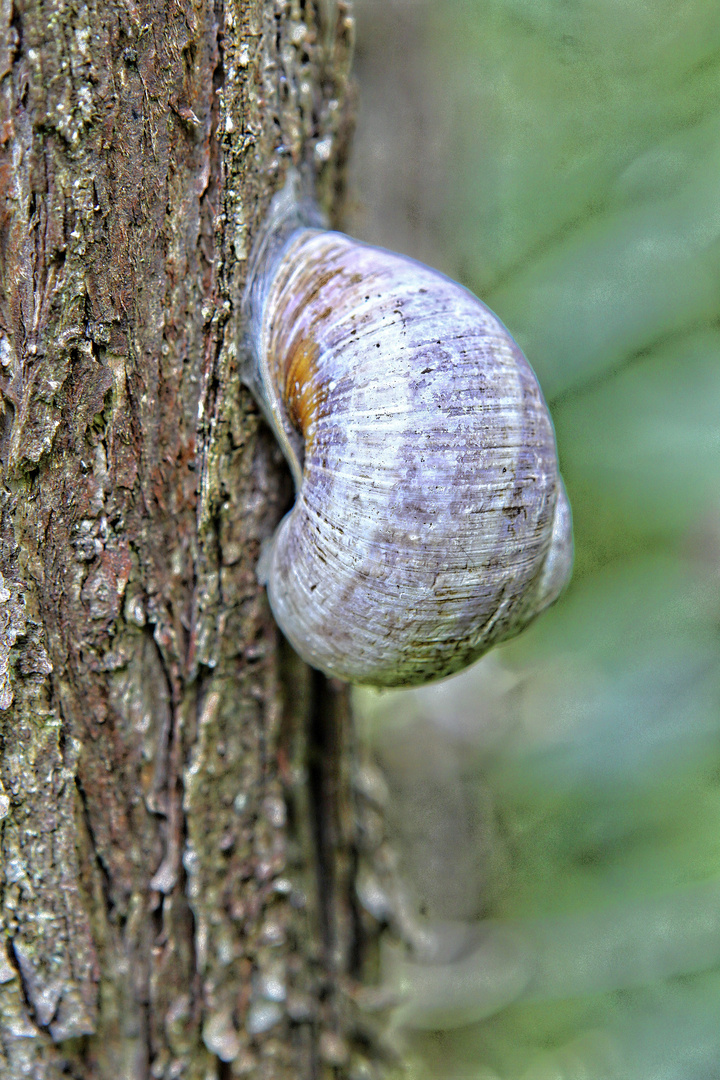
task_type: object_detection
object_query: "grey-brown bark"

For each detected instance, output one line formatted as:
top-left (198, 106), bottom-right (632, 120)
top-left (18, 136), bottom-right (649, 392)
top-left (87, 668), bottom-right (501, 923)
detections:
top-left (0, 1), bottom-right (382, 1076)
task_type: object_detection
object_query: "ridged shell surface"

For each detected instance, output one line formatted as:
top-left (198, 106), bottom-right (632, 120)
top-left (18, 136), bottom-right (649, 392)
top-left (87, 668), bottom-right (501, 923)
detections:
top-left (254, 229), bottom-right (572, 687)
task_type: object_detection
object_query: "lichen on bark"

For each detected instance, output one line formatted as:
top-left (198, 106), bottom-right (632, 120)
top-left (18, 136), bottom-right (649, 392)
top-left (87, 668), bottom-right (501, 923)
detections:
top-left (0, 0), bottom-right (378, 1077)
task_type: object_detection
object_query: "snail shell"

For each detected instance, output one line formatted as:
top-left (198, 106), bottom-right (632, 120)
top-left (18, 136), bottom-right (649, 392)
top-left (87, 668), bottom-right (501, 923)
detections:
top-left (243, 176), bottom-right (572, 688)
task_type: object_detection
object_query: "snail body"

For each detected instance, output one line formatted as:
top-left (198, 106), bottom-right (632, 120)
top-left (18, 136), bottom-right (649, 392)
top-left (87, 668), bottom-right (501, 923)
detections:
top-left (243, 175), bottom-right (572, 688)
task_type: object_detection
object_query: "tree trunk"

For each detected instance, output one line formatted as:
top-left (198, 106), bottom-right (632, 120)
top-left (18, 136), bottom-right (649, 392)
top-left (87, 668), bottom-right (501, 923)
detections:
top-left (0, 1), bottom-right (382, 1076)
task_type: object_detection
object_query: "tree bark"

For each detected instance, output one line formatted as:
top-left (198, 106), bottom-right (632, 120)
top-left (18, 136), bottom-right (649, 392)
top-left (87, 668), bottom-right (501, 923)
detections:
top-left (0, 1), bottom-right (381, 1077)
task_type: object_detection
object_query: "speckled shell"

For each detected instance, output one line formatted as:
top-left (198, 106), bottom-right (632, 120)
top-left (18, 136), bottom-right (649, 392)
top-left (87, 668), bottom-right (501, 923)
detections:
top-left (244, 208), bottom-right (572, 688)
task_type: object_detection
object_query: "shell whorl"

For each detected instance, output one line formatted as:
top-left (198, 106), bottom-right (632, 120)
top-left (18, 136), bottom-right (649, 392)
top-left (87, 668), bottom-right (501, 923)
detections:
top-left (243, 190), bottom-right (572, 687)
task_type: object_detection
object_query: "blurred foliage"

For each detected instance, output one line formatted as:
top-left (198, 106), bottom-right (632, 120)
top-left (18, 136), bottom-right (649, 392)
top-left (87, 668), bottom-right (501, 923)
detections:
top-left (349, 1), bottom-right (720, 1077)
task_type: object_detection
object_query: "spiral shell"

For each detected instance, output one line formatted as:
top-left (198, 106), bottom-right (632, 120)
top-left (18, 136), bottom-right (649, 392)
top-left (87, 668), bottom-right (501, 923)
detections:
top-left (243, 180), bottom-right (572, 687)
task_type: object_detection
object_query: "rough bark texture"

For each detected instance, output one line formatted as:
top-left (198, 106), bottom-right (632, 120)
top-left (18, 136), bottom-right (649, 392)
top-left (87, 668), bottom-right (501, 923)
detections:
top-left (0, 1), bottom-right (383, 1076)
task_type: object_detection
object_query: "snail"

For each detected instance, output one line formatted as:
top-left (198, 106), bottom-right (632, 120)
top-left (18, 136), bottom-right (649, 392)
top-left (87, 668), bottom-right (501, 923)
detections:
top-left (241, 172), bottom-right (572, 688)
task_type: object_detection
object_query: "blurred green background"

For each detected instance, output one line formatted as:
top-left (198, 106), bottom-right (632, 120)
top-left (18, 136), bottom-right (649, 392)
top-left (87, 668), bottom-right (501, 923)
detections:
top-left (347, 2), bottom-right (720, 1077)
